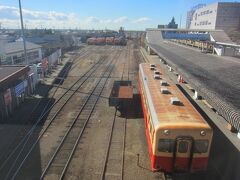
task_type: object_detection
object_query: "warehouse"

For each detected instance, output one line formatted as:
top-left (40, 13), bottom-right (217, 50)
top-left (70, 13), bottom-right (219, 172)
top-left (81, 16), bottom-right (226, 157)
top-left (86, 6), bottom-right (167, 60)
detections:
top-left (0, 65), bottom-right (30, 121)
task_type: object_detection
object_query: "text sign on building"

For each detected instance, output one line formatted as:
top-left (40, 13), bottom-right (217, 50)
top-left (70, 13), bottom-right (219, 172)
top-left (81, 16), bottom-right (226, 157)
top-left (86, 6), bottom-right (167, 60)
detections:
top-left (15, 81), bottom-right (25, 97)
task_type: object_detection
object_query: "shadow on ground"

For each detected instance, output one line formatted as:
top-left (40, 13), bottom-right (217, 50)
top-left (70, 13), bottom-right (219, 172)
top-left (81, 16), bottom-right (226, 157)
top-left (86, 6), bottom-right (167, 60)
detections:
top-left (0, 83), bottom-right (57, 179)
top-left (53, 61), bottom-right (73, 85)
top-left (117, 94), bottom-right (143, 119)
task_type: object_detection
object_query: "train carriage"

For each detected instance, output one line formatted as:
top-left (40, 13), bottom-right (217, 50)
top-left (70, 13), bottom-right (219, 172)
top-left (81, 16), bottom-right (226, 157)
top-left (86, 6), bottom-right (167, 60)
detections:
top-left (138, 63), bottom-right (213, 173)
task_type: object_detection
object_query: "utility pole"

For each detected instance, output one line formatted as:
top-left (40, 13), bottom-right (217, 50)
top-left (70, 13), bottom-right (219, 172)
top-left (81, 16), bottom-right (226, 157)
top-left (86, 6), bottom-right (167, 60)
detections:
top-left (18, 0), bottom-right (28, 64)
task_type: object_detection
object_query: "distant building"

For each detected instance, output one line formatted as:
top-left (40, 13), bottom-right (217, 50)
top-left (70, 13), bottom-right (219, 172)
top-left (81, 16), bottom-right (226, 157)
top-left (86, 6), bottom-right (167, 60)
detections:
top-left (189, 2), bottom-right (240, 32)
top-left (157, 25), bottom-right (166, 29)
top-left (0, 41), bottom-right (42, 65)
top-left (157, 17), bottom-right (178, 29)
top-left (23, 34), bottom-right (79, 57)
top-left (167, 17), bottom-right (178, 29)
top-left (186, 4), bottom-right (206, 29)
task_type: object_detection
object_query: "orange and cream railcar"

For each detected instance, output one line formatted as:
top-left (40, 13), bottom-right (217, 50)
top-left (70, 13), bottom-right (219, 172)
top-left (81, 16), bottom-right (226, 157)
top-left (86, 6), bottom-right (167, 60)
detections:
top-left (138, 63), bottom-right (213, 173)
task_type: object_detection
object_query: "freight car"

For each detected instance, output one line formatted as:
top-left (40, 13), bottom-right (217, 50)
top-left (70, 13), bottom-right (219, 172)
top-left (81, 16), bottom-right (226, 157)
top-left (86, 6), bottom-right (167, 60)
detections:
top-left (113, 37), bottom-right (121, 45)
top-left (114, 36), bottom-right (126, 46)
top-left (106, 37), bottom-right (115, 45)
top-left (138, 63), bottom-right (213, 173)
top-left (87, 37), bottom-right (97, 45)
top-left (96, 37), bottom-right (106, 45)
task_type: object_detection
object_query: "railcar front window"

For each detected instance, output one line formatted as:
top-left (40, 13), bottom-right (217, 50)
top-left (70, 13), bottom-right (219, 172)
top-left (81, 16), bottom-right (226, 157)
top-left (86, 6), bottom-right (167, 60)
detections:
top-left (194, 140), bottom-right (209, 153)
top-left (158, 139), bottom-right (174, 152)
top-left (178, 141), bottom-right (188, 153)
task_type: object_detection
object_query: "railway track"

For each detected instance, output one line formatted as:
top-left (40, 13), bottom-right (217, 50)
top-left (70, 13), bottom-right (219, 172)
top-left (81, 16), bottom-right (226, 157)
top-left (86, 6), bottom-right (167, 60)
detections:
top-left (100, 44), bottom-right (161, 180)
top-left (0, 52), bottom-right (108, 179)
top-left (6, 51), bottom-right (121, 180)
top-left (0, 48), bottom-right (91, 166)
top-left (40, 55), bottom-right (118, 180)
top-left (100, 47), bottom-right (129, 180)
top-left (100, 110), bottom-right (127, 180)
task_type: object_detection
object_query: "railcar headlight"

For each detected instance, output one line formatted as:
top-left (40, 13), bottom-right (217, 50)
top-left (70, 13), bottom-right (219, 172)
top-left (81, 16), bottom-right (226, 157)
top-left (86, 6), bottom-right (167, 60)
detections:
top-left (200, 130), bottom-right (206, 136)
top-left (164, 130), bottom-right (170, 135)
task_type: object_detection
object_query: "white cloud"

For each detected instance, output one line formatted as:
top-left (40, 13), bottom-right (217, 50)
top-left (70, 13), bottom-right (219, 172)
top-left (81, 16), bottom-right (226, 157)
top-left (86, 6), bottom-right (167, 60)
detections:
top-left (85, 16), bottom-right (100, 24)
top-left (133, 17), bottom-right (151, 23)
top-left (113, 16), bottom-right (129, 24)
top-left (0, 5), bottom-right (151, 30)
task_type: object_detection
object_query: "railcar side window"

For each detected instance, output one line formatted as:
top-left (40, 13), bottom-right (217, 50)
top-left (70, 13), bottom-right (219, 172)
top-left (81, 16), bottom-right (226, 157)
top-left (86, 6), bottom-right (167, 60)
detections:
top-left (178, 141), bottom-right (188, 153)
top-left (158, 139), bottom-right (174, 152)
top-left (194, 140), bottom-right (209, 153)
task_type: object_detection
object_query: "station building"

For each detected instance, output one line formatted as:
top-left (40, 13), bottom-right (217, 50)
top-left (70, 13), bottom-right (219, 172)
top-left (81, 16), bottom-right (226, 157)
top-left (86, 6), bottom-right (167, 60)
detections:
top-left (188, 2), bottom-right (240, 32)
top-left (0, 41), bottom-right (42, 65)
top-left (0, 65), bottom-right (31, 121)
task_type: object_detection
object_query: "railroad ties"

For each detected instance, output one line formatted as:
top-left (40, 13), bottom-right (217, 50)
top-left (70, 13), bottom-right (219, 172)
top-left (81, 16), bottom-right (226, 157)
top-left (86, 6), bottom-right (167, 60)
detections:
top-left (39, 54), bottom-right (117, 179)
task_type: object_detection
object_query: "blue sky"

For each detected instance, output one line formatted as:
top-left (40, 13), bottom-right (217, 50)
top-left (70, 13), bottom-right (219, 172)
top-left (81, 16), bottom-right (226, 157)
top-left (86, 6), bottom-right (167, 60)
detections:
top-left (0, 0), bottom-right (239, 30)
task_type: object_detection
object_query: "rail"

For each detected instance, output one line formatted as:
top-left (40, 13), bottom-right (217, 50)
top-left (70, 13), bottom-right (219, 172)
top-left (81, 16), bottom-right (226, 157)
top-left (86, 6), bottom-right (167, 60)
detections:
top-left (1, 52), bottom-right (106, 179)
top-left (40, 55), bottom-right (117, 179)
top-left (100, 47), bottom-right (129, 180)
top-left (0, 48), bottom-right (91, 172)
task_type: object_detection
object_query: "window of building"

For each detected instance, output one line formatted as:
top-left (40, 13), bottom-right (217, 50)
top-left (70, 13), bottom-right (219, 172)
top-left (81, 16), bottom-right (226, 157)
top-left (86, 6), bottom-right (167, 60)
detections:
top-left (13, 55), bottom-right (17, 60)
top-left (14, 57), bottom-right (23, 64)
top-left (158, 139), bottom-right (174, 152)
top-left (6, 57), bottom-right (12, 62)
top-left (27, 50), bottom-right (39, 60)
top-left (194, 140), bottom-right (209, 153)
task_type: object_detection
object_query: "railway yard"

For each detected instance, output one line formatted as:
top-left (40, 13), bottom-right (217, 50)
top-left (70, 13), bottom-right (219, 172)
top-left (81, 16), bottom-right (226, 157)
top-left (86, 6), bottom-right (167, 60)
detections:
top-left (0, 42), bottom-right (165, 180)
top-left (0, 39), bottom-right (239, 180)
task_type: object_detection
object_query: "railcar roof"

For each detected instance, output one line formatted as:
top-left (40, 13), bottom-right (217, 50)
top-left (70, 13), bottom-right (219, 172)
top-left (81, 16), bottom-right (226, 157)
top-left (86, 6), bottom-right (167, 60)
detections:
top-left (139, 63), bottom-right (211, 130)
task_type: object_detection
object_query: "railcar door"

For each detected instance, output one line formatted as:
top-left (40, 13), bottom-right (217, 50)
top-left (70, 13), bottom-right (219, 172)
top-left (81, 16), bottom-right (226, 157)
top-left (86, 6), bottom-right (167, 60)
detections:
top-left (174, 137), bottom-right (193, 172)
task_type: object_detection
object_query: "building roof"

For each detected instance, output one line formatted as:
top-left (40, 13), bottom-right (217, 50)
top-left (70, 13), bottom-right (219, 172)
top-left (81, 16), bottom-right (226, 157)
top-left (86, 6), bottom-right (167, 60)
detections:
top-left (25, 34), bottom-right (61, 45)
top-left (0, 41), bottom-right (41, 55)
top-left (139, 63), bottom-right (210, 130)
top-left (0, 65), bottom-right (30, 90)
